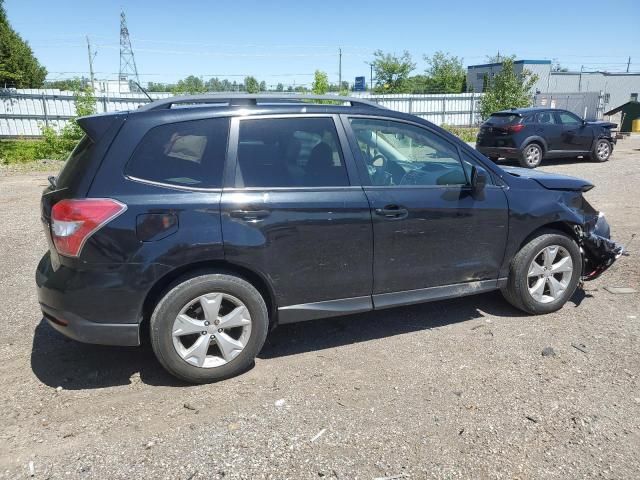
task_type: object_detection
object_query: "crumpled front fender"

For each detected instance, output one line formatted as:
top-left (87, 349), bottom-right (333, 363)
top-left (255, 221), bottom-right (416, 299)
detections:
top-left (579, 213), bottom-right (624, 280)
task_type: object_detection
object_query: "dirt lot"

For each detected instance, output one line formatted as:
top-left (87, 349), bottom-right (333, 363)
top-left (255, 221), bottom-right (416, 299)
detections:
top-left (1, 137), bottom-right (639, 479)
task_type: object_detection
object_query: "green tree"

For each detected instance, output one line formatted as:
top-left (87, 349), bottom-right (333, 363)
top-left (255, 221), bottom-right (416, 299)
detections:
top-left (44, 77), bottom-right (91, 91)
top-left (0, 0), bottom-right (47, 87)
top-left (276, 82), bottom-right (284, 92)
top-left (371, 50), bottom-right (415, 93)
top-left (244, 76), bottom-right (260, 93)
top-left (478, 57), bottom-right (538, 120)
top-left (311, 70), bottom-right (329, 95)
top-left (172, 75), bottom-right (206, 94)
top-left (424, 51), bottom-right (466, 93)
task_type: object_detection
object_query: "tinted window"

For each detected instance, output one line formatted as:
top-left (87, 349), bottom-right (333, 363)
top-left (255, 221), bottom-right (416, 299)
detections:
top-left (349, 118), bottom-right (467, 187)
top-left (126, 118), bottom-right (229, 188)
top-left (57, 135), bottom-right (96, 188)
top-left (536, 112), bottom-right (556, 124)
top-left (487, 114), bottom-right (520, 125)
top-left (236, 117), bottom-right (349, 188)
top-left (556, 111), bottom-right (582, 125)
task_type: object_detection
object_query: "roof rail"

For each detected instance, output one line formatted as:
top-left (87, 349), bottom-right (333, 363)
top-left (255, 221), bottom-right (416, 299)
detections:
top-left (137, 93), bottom-right (384, 112)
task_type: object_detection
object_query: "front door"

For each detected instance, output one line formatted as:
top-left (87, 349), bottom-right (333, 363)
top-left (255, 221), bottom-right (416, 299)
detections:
top-left (343, 116), bottom-right (509, 302)
top-left (220, 115), bottom-right (373, 322)
top-left (555, 111), bottom-right (593, 152)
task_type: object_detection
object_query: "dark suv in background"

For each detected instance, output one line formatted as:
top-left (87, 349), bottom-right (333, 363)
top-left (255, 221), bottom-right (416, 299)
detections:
top-left (37, 95), bottom-right (622, 383)
top-left (476, 108), bottom-right (616, 168)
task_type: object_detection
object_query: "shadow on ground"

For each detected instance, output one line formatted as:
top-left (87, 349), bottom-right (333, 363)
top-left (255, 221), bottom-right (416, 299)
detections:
top-left (31, 288), bottom-right (589, 390)
top-left (497, 156), bottom-right (592, 168)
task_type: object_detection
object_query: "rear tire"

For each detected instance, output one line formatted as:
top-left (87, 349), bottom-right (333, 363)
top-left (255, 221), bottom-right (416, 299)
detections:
top-left (150, 274), bottom-right (269, 383)
top-left (589, 139), bottom-right (612, 162)
top-left (501, 231), bottom-right (582, 314)
top-left (519, 143), bottom-right (543, 168)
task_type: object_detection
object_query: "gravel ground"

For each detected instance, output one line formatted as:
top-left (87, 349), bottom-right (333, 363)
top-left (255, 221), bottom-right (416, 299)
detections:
top-left (0, 137), bottom-right (639, 479)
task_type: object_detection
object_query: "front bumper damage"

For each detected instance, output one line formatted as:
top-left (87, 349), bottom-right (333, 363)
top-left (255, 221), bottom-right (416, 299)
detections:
top-left (577, 213), bottom-right (624, 281)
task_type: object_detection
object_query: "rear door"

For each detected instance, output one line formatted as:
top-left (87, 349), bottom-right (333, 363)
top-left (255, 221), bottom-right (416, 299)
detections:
top-left (554, 111), bottom-right (593, 152)
top-left (533, 111), bottom-right (563, 151)
top-left (343, 116), bottom-right (509, 301)
top-left (220, 115), bottom-right (373, 321)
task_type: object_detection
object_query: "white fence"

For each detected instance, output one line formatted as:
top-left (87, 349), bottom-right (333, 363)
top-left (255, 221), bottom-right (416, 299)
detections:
top-left (0, 89), bottom-right (483, 137)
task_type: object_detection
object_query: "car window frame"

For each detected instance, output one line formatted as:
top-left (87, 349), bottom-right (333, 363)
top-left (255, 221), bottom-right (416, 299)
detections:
top-left (341, 114), bottom-right (487, 189)
top-left (224, 113), bottom-right (361, 191)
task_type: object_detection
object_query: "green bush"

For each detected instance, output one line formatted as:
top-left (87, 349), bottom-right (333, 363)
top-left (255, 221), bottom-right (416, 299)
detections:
top-left (0, 138), bottom-right (44, 164)
top-left (442, 125), bottom-right (478, 143)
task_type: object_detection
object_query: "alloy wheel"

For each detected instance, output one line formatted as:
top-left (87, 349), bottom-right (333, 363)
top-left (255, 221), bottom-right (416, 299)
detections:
top-left (172, 293), bottom-right (252, 368)
top-left (527, 245), bottom-right (573, 303)
top-left (596, 141), bottom-right (610, 161)
top-left (524, 145), bottom-right (542, 167)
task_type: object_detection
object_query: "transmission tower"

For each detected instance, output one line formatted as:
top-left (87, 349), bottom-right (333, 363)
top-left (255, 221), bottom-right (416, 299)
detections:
top-left (119, 10), bottom-right (140, 90)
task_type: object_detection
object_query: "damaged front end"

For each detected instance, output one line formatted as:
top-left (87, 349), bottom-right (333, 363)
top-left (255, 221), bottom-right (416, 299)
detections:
top-left (576, 213), bottom-right (624, 281)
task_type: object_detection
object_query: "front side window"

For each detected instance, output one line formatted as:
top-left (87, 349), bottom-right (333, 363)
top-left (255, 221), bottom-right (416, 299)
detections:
top-left (126, 117), bottom-right (229, 188)
top-left (349, 118), bottom-right (468, 187)
top-left (556, 111), bottom-right (582, 125)
top-left (236, 117), bottom-right (349, 188)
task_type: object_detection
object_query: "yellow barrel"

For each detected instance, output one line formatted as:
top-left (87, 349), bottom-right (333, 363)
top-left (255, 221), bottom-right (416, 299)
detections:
top-left (633, 118), bottom-right (640, 133)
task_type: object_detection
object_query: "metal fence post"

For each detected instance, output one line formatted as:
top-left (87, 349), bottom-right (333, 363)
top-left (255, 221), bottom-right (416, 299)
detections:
top-left (469, 94), bottom-right (475, 126)
top-left (41, 93), bottom-right (49, 128)
top-left (442, 98), bottom-right (446, 125)
top-left (408, 97), bottom-right (413, 114)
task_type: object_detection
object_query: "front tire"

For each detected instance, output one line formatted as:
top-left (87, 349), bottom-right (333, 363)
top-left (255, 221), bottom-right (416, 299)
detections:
top-left (589, 139), bottom-right (612, 162)
top-left (501, 231), bottom-right (582, 314)
top-left (519, 143), bottom-right (543, 168)
top-left (150, 274), bottom-right (269, 383)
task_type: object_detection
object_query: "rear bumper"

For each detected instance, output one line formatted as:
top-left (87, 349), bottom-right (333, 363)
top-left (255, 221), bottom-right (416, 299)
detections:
top-left (476, 146), bottom-right (522, 159)
top-left (41, 304), bottom-right (139, 346)
top-left (35, 251), bottom-right (164, 346)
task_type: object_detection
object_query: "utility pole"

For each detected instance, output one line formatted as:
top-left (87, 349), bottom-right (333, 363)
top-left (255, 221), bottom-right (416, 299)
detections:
top-left (86, 35), bottom-right (96, 89)
top-left (338, 48), bottom-right (342, 89)
top-left (370, 63), bottom-right (373, 92)
top-left (627, 56), bottom-right (631, 73)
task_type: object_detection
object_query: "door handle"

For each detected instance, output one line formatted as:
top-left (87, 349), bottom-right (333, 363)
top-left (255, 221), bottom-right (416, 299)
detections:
top-left (374, 205), bottom-right (409, 220)
top-left (230, 209), bottom-right (270, 221)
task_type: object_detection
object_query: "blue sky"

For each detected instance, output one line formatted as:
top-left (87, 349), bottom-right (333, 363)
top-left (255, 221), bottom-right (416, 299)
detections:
top-left (7, 0), bottom-right (639, 88)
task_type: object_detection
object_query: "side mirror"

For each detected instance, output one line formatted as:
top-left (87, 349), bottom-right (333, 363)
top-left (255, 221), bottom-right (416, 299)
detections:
top-left (471, 165), bottom-right (488, 193)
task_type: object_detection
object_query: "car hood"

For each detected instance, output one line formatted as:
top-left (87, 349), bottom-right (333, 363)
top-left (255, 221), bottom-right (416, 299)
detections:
top-left (501, 166), bottom-right (594, 191)
top-left (585, 121), bottom-right (617, 129)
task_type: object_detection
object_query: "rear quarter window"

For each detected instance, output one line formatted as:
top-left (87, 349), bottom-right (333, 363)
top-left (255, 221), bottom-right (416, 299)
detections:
top-left (56, 135), bottom-right (96, 189)
top-left (487, 114), bottom-right (520, 125)
top-left (126, 117), bottom-right (229, 188)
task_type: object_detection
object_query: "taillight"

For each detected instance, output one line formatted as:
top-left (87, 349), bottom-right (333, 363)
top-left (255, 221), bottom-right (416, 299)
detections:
top-left (507, 124), bottom-right (525, 133)
top-left (51, 198), bottom-right (127, 257)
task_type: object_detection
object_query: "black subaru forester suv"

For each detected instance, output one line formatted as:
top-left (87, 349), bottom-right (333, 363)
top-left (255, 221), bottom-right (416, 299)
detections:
top-left (37, 95), bottom-right (622, 383)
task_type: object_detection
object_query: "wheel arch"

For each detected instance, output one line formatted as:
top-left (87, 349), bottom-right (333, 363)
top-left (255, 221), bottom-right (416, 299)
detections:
top-left (522, 136), bottom-right (548, 154)
top-left (140, 260), bottom-right (278, 337)
top-left (517, 221), bottom-right (581, 252)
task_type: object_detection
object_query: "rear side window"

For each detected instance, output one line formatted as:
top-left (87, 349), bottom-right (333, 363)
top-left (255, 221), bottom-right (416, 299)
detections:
top-left (56, 135), bottom-right (96, 188)
top-left (236, 117), bottom-right (349, 188)
top-left (487, 114), bottom-right (520, 125)
top-left (126, 118), bottom-right (229, 188)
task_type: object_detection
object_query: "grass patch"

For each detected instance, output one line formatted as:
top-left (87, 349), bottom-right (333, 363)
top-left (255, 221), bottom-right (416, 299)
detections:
top-left (0, 139), bottom-right (47, 164)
